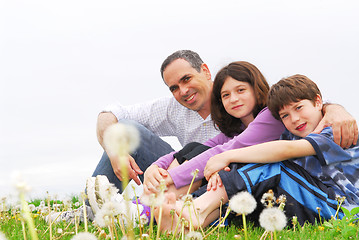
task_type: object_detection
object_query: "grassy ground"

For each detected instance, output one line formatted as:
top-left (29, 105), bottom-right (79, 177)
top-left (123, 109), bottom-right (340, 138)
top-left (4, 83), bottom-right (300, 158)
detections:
top-left (0, 197), bottom-right (358, 240)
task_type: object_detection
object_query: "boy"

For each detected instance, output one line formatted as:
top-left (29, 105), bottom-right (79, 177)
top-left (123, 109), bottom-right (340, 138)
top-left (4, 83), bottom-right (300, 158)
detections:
top-left (156, 74), bottom-right (359, 231)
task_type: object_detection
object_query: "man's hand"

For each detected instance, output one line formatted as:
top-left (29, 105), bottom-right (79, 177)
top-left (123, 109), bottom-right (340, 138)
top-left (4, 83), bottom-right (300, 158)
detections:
top-left (206, 172), bottom-right (223, 191)
top-left (313, 104), bottom-right (358, 148)
top-left (204, 155), bottom-right (230, 180)
top-left (109, 154), bottom-right (143, 185)
top-left (143, 165), bottom-right (169, 193)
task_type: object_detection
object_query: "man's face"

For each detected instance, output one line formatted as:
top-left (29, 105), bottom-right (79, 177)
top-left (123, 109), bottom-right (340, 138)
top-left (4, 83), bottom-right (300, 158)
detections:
top-left (163, 59), bottom-right (212, 117)
top-left (279, 96), bottom-right (323, 138)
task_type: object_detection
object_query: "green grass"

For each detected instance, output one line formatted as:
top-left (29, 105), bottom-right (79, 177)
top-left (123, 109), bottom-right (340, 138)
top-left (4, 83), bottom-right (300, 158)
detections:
top-left (1, 197), bottom-right (358, 240)
top-left (0, 217), bottom-right (358, 240)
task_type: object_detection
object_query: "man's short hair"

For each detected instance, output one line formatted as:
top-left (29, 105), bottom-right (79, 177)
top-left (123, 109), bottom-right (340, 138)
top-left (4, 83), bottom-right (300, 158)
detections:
top-left (160, 50), bottom-right (204, 78)
top-left (267, 74), bottom-right (322, 120)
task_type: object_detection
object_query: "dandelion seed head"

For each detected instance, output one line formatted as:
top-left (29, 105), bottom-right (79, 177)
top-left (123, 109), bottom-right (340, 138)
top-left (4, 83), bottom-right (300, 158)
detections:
top-left (141, 233), bottom-right (149, 239)
top-left (101, 201), bottom-right (122, 216)
top-left (28, 204), bottom-right (36, 212)
top-left (11, 171), bottom-right (31, 194)
top-left (103, 123), bottom-right (140, 157)
top-left (259, 207), bottom-right (287, 232)
top-left (261, 190), bottom-right (275, 207)
top-left (94, 201), bottom-right (122, 227)
top-left (70, 232), bottom-right (98, 240)
top-left (140, 193), bottom-right (164, 207)
top-left (94, 209), bottom-right (112, 227)
top-left (277, 195), bottom-right (286, 204)
top-left (190, 169), bottom-right (199, 178)
top-left (229, 191), bottom-right (257, 215)
top-left (139, 214), bottom-right (149, 225)
top-left (0, 231), bottom-right (8, 240)
top-left (185, 231), bottom-right (203, 240)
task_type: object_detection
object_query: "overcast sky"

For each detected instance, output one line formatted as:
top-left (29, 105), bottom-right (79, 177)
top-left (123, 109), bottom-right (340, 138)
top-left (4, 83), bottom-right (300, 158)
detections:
top-left (1, 0), bottom-right (358, 201)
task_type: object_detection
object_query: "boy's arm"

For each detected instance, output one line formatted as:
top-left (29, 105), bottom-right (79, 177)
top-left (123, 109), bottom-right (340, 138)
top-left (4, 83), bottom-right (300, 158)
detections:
top-left (314, 104), bottom-right (358, 148)
top-left (204, 139), bottom-right (315, 179)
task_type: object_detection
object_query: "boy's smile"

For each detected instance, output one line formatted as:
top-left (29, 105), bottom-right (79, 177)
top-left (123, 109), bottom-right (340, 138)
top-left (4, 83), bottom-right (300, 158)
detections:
top-left (279, 96), bottom-right (323, 138)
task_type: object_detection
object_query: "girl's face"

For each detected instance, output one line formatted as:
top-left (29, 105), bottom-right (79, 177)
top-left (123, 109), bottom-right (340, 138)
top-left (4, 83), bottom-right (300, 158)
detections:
top-left (221, 77), bottom-right (256, 127)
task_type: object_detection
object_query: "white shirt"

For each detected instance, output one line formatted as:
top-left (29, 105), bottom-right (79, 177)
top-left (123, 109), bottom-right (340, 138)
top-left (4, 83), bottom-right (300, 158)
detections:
top-left (103, 96), bottom-right (220, 146)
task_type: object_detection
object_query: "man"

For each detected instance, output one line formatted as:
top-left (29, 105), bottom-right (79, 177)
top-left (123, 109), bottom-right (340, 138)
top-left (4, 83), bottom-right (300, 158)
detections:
top-left (93, 50), bottom-right (219, 191)
top-left (92, 50), bottom-right (358, 192)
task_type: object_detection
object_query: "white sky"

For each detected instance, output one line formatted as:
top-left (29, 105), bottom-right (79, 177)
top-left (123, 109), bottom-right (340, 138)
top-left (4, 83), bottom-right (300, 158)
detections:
top-left (1, 0), bottom-right (359, 201)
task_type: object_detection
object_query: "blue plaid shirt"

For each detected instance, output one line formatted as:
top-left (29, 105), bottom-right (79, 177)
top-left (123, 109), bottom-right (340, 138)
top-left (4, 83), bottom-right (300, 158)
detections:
top-left (281, 127), bottom-right (359, 210)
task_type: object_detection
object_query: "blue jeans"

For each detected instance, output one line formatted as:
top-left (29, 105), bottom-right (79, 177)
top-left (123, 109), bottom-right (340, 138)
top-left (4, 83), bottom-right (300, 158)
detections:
top-left (91, 120), bottom-right (174, 192)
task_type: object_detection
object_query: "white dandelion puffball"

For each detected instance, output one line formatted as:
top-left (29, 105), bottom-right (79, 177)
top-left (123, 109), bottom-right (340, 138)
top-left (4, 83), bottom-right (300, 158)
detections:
top-left (0, 231), bottom-right (8, 240)
top-left (185, 231), bottom-right (203, 240)
top-left (229, 191), bottom-right (257, 215)
top-left (103, 123), bottom-right (140, 157)
top-left (71, 232), bottom-right (98, 240)
top-left (259, 207), bottom-right (287, 232)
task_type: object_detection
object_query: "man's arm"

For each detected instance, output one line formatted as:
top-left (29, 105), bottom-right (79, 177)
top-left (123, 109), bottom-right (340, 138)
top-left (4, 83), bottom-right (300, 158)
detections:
top-left (314, 104), bottom-right (358, 148)
top-left (96, 112), bottom-right (143, 185)
top-left (97, 112), bottom-right (118, 149)
top-left (204, 139), bottom-right (315, 179)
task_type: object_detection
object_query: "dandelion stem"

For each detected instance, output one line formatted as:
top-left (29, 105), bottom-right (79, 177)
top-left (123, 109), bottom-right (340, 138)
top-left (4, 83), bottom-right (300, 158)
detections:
top-left (171, 207), bottom-right (184, 240)
top-left (21, 220), bottom-right (27, 240)
top-left (19, 192), bottom-right (38, 240)
top-left (192, 205), bottom-right (205, 236)
top-left (149, 205), bottom-right (155, 239)
top-left (81, 192), bottom-right (88, 232)
top-left (47, 196), bottom-right (52, 240)
top-left (186, 169), bottom-right (199, 196)
top-left (334, 197), bottom-right (345, 220)
top-left (119, 141), bottom-right (134, 240)
top-left (156, 205), bottom-right (163, 240)
top-left (133, 188), bottom-right (143, 239)
top-left (203, 207), bottom-right (231, 239)
top-left (242, 213), bottom-right (248, 240)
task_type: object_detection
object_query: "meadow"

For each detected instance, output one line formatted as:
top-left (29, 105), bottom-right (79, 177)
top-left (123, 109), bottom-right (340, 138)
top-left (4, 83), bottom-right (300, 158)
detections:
top-left (2, 124), bottom-right (358, 240)
top-left (0, 189), bottom-right (358, 240)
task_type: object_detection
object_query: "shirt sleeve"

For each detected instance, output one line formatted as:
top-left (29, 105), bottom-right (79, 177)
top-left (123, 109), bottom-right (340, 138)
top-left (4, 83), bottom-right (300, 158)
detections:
top-left (152, 151), bottom-right (177, 169)
top-left (168, 107), bottom-right (285, 188)
top-left (103, 96), bottom-right (178, 136)
top-left (305, 127), bottom-right (352, 165)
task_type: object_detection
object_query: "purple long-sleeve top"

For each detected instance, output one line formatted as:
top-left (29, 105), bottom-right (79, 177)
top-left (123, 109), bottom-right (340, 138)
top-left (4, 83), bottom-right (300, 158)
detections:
top-left (153, 107), bottom-right (285, 188)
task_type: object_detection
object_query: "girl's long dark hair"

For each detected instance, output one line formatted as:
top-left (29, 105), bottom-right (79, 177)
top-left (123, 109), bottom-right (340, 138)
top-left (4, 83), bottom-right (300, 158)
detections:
top-left (211, 61), bottom-right (269, 137)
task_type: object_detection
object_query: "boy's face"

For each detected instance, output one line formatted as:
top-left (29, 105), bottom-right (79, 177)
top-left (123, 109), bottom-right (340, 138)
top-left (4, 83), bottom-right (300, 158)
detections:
top-left (278, 95), bottom-right (323, 138)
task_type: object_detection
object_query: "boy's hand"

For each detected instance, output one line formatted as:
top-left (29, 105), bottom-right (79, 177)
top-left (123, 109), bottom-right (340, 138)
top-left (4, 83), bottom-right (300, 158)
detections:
top-left (314, 104), bottom-right (358, 148)
top-left (206, 172), bottom-right (223, 191)
top-left (204, 155), bottom-right (229, 180)
top-left (143, 165), bottom-right (168, 193)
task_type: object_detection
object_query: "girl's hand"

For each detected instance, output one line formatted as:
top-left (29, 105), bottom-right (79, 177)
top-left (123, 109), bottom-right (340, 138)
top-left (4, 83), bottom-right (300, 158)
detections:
top-left (204, 155), bottom-right (229, 180)
top-left (206, 172), bottom-right (223, 191)
top-left (143, 165), bottom-right (168, 193)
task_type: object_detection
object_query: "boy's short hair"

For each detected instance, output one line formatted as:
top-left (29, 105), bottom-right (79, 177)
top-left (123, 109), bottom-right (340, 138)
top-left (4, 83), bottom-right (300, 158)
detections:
top-left (267, 74), bottom-right (322, 120)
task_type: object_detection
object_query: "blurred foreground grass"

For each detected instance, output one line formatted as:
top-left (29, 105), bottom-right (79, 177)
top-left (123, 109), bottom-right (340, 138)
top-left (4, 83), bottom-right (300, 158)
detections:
top-left (0, 196), bottom-right (358, 240)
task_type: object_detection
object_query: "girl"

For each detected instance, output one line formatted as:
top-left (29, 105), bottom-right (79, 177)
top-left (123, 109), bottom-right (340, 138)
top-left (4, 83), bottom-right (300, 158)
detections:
top-left (144, 61), bottom-right (284, 198)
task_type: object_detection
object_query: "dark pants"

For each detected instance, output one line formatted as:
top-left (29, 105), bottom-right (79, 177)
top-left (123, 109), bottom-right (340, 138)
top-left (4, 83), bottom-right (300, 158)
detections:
top-left (218, 161), bottom-right (341, 225)
top-left (91, 120), bottom-right (174, 192)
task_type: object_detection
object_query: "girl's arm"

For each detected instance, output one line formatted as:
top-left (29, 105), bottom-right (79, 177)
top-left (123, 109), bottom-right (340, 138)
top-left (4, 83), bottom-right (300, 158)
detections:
top-left (204, 139), bottom-right (316, 179)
